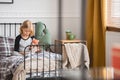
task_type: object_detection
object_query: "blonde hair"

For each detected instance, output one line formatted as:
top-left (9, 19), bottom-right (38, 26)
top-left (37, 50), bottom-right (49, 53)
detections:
top-left (20, 20), bottom-right (34, 36)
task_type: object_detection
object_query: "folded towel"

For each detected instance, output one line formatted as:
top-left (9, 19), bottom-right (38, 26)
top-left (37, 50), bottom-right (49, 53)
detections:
top-left (63, 43), bottom-right (90, 69)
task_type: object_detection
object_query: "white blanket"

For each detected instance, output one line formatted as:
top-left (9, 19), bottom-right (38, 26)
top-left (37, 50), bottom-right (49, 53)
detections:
top-left (63, 43), bottom-right (90, 69)
top-left (12, 52), bottom-right (61, 80)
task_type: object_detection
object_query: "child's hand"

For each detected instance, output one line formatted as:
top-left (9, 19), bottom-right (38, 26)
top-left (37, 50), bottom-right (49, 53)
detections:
top-left (31, 38), bottom-right (41, 53)
top-left (32, 38), bottom-right (39, 45)
top-left (32, 46), bottom-right (41, 53)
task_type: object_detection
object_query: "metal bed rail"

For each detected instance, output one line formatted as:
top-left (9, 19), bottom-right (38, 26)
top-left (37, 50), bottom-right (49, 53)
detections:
top-left (24, 44), bottom-right (63, 80)
top-left (0, 23), bottom-right (36, 37)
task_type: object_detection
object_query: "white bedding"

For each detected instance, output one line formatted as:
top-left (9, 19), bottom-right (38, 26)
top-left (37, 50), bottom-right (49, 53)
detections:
top-left (12, 51), bottom-right (61, 80)
top-left (0, 51), bottom-right (61, 80)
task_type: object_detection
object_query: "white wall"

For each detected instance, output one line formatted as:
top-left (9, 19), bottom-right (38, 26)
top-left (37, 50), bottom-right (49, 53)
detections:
top-left (61, 0), bottom-right (82, 39)
top-left (0, 0), bottom-right (82, 43)
top-left (0, 0), bottom-right (58, 18)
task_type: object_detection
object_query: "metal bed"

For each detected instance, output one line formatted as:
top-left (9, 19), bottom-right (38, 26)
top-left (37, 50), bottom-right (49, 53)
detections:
top-left (0, 22), bottom-right (89, 80)
top-left (24, 44), bottom-right (63, 80)
top-left (0, 23), bottom-right (64, 80)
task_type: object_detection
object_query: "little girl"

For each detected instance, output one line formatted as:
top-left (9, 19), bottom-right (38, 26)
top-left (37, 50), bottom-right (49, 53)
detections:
top-left (14, 20), bottom-right (39, 55)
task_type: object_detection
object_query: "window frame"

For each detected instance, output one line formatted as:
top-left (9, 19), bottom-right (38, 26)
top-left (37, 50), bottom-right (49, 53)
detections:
top-left (107, 0), bottom-right (120, 32)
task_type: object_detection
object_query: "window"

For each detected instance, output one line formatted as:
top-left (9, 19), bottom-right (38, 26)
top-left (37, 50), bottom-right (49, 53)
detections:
top-left (107, 0), bottom-right (120, 28)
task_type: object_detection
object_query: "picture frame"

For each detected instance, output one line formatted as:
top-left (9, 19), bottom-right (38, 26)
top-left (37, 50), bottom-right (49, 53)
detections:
top-left (0, 0), bottom-right (13, 4)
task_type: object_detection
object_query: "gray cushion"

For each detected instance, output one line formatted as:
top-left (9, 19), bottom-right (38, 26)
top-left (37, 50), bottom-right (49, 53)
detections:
top-left (0, 36), bottom-right (14, 57)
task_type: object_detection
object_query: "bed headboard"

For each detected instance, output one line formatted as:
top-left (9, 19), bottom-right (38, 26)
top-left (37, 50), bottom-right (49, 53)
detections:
top-left (0, 23), bottom-right (36, 38)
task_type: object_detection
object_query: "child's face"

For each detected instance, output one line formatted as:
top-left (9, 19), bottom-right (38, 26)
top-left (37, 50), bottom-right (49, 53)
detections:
top-left (22, 28), bottom-right (31, 36)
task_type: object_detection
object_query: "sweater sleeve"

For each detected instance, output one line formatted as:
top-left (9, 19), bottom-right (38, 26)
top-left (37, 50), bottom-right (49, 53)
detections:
top-left (14, 35), bottom-right (21, 52)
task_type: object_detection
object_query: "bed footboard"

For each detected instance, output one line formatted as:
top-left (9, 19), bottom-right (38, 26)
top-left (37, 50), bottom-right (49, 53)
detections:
top-left (24, 44), bottom-right (63, 80)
